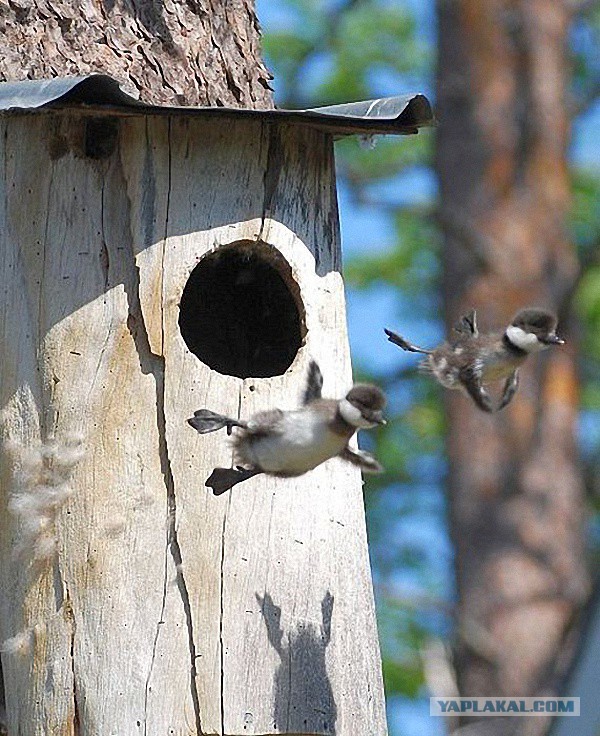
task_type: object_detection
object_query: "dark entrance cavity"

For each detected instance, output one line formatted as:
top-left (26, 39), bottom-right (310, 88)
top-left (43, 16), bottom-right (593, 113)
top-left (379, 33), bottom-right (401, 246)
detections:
top-left (179, 241), bottom-right (305, 378)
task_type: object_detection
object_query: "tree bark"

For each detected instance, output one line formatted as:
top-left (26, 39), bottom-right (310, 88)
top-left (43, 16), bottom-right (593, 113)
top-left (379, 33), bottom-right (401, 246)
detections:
top-left (436, 0), bottom-right (589, 728)
top-left (0, 0), bottom-right (273, 108)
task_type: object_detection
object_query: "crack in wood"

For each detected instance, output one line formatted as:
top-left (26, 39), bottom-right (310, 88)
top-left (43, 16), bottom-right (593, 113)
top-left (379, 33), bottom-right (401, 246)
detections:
top-left (99, 182), bottom-right (110, 291)
top-left (168, 479), bottom-right (204, 736)
top-left (121, 127), bottom-right (203, 734)
top-left (286, 633), bottom-right (292, 732)
top-left (217, 387), bottom-right (240, 736)
top-left (258, 124), bottom-right (284, 242)
top-left (126, 269), bottom-right (204, 735)
top-left (143, 518), bottom-right (169, 736)
top-left (218, 511), bottom-right (227, 736)
top-left (63, 591), bottom-right (81, 736)
top-left (38, 161), bottom-right (55, 432)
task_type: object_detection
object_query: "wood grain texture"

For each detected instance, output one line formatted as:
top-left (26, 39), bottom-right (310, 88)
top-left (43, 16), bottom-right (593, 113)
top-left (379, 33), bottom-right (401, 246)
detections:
top-left (0, 114), bottom-right (387, 735)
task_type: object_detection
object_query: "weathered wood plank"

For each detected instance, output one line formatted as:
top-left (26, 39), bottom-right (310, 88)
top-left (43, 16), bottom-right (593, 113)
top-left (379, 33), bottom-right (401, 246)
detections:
top-left (0, 113), bottom-right (387, 735)
top-left (161, 117), bottom-right (271, 735)
top-left (0, 115), bottom-right (192, 735)
top-left (217, 136), bottom-right (386, 736)
top-left (0, 116), bottom-right (77, 736)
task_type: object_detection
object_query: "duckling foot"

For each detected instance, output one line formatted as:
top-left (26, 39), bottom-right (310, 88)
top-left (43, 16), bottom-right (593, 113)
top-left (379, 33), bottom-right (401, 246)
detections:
top-left (188, 410), bottom-right (247, 435)
top-left (384, 329), bottom-right (431, 355)
top-left (497, 370), bottom-right (519, 411)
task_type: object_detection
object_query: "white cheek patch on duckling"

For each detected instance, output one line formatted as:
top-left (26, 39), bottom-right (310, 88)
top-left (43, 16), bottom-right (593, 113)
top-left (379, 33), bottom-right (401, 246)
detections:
top-left (339, 399), bottom-right (374, 428)
top-left (506, 326), bottom-right (544, 352)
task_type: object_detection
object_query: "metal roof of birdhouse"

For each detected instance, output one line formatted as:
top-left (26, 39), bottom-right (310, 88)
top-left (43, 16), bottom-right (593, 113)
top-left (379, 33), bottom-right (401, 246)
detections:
top-left (0, 74), bottom-right (433, 136)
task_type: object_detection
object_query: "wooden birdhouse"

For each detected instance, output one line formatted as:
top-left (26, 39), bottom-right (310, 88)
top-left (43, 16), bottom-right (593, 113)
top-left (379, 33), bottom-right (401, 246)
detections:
top-left (0, 76), bottom-right (432, 735)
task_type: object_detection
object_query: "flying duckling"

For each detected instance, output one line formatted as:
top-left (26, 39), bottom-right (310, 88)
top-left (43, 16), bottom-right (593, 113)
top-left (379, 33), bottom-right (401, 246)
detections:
top-left (188, 361), bottom-right (386, 494)
top-left (384, 307), bottom-right (564, 413)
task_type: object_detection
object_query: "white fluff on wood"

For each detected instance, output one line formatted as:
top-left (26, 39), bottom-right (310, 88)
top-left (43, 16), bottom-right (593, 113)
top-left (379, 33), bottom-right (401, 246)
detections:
top-left (4, 434), bottom-right (84, 568)
top-left (0, 629), bottom-right (33, 656)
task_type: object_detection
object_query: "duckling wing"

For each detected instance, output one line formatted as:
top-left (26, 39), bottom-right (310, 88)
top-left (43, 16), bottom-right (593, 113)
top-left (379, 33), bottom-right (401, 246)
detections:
top-left (302, 360), bottom-right (323, 405)
top-left (246, 409), bottom-right (286, 436)
top-left (453, 308), bottom-right (478, 337)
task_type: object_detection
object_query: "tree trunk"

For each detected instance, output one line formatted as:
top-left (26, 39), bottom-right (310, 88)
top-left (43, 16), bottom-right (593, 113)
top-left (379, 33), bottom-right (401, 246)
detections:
top-left (0, 3), bottom-right (389, 735)
top-left (0, 111), bottom-right (388, 736)
top-left (0, 0), bottom-right (273, 108)
top-left (436, 0), bottom-right (589, 729)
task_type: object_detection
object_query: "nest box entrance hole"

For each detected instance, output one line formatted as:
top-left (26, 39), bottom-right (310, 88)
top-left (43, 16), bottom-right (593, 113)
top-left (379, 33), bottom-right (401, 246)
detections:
top-left (179, 241), bottom-right (306, 379)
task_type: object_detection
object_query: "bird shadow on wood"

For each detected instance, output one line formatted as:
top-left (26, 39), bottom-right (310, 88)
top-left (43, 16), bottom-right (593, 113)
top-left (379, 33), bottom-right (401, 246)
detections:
top-left (256, 591), bottom-right (337, 735)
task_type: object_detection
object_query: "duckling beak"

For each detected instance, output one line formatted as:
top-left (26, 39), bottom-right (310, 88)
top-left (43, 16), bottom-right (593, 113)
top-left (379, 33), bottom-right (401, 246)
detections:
top-left (543, 334), bottom-right (565, 345)
top-left (373, 412), bottom-right (387, 426)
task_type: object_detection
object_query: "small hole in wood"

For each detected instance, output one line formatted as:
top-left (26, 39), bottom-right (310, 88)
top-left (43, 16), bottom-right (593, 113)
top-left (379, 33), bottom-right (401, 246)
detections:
top-left (179, 241), bottom-right (305, 378)
top-left (84, 118), bottom-right (118, 159)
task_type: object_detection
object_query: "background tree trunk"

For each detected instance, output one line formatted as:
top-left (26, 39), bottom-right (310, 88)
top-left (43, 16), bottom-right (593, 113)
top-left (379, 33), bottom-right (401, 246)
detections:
top-left (436, 0), bottom-right (589, 728)
top-left (0, 0), bottom-right (273, 108)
